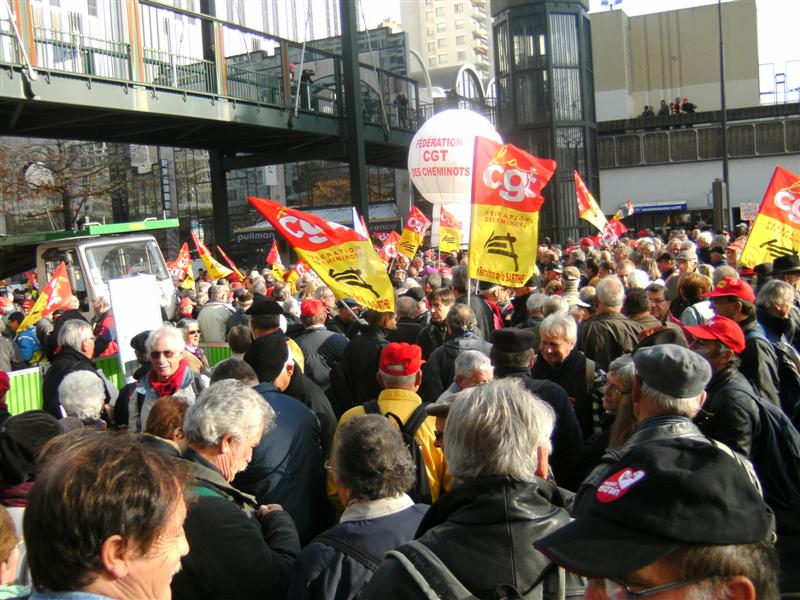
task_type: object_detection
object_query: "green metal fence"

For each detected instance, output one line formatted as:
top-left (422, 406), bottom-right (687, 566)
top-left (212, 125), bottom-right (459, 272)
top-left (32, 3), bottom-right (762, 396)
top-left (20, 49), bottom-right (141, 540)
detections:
top-left (201, 344), bottom-right (232, 367)
top-left (6, 367), bottom-right (44, 415)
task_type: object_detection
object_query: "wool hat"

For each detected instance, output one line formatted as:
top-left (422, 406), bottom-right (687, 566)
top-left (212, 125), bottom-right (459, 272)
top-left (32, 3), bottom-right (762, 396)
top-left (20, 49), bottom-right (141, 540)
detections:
top-left (656, 252), bottom-right (675, 262)
top-left (491, 328), bottom-right (538, 353)
top-left (701, 277), bottom-right (756, 303)
top-left (379, 343), bottom-right (423, 376)
top-left (0, 410), bottom-right (63, 484)
top-left (544, 263), bottom-right (563, 273)
top-left (684, 315), bottom-right (746, 354)
top-left (631, 343), bottom-right (710, 397)
top-left (709, 246), bottom-right (726, 255)
top-left (300, 298), bottom-right (326, 318)
top-left (243, 334), bottom-right (291, 383)
top-left (336, 298), bottom-right (359, 309)
top-left (535, 438), bottom-right (772, 577)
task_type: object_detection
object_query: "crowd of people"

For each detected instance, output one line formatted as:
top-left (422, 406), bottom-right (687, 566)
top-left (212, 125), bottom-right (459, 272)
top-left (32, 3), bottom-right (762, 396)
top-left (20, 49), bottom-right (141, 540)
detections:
top-left (641, 97), bottom-right (698, 118)
top-left (0, 221), bottom-right (798, 599)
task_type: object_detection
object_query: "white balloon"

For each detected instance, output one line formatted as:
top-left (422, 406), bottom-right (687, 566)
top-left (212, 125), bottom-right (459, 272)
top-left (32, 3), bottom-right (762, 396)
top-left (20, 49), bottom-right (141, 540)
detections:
top-left (408, 109), bottom-right (502, 205)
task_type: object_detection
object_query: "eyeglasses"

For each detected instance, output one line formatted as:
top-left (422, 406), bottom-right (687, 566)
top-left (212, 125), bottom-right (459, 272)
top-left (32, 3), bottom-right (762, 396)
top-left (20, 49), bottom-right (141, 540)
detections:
top-left (592, 577), bottom-right (699, 599)
top-left (648, 298), bottom-right (669, 305)
top-left (604, 382), bottom-right (628, 396)
top-left (186, 329), bottom-right (200, 335)
top-left (150, 349), bottom-right (178, 359)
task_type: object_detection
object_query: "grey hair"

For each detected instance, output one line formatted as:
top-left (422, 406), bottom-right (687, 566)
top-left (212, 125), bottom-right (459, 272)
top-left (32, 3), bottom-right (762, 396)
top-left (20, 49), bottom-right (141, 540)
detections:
top-left (712, 265), bottom-right (739, 286)
top-left (314, 286), bottom-right (334, 299)
top-left (542, 295), bottom-right (569, 317)
top-left (757, 279), bottom-right (795, 309)
top-left (607, 354), bottom-right (635, 393)
top-left (58, 371), bottom-right (105, 420)
top-left (640, 381), bottom-right (703, 418)
top-left (444, 378), bottom-right (555, 481)
top-left (395, 296), bottom-right (418, 319)
top-left (446, 304), bottom-right (477, 333)
top-left (452, 264), bottom-right (470, 293)
top-left (93, 296), bottom-right (111, 309)
top-left (596, 277), bottom-right (625, 308)
top-left (282, 297), bottom-right (301, 319)
top-left (526, 293), bottom-right (548, 313)
top-left (378, 372), bottom-right (417, 389)
top-left (145, 325), bottom-right (185, 353)
top-left (627, 270), bottom-right (650, 289)
top-left (184, 379), bottom-right (274, 447)
top-left (207, 285), bottom-right (222, 301)
top-left (539, 313), bottom-right (577, 345)
top-left (252, 277), bottom-right (268, 296)
top-left (57, 320), bottom-right (94, 352)
top-left (176, 318), bottom-right (199, 334)
top-left (454, 350), bottom-right (493, 379)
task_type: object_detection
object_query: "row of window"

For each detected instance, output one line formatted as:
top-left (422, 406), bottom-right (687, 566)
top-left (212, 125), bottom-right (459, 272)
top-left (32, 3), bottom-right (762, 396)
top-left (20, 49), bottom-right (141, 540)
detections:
top-left (427, 35), bottom-right (468, 51)
top-left (426, 4), bottom-right (465, 18)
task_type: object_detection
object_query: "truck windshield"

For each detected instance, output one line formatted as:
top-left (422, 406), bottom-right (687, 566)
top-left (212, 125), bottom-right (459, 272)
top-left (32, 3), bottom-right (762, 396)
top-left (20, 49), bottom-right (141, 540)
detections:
top-left (84, 240), bottom-right (169, 283)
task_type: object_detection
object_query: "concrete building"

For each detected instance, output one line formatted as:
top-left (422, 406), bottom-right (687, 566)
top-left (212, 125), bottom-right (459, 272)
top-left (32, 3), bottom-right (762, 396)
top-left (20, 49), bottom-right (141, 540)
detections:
top-left (590, 0), bottom-right (759, 121)
top-left (400, 0), bottom-right (492, 81)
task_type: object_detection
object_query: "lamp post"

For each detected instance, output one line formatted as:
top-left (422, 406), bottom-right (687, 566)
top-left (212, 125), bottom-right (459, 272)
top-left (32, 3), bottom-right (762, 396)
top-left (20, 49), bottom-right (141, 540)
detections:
top-left (718, 0), bottom-right (732, 229)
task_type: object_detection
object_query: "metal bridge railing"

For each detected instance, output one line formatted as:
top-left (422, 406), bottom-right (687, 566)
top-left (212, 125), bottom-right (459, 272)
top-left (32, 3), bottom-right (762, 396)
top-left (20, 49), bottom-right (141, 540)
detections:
top-left (33, 27), bottom-right (130, 80)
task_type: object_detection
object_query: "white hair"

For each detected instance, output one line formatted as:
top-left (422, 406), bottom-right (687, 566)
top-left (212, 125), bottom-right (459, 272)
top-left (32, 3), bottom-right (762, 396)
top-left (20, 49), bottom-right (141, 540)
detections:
top-left (757, 279), bottom-right (795, 309)
top-left (145, 325), bottom-right (185, 353)
top-left (640, 381), bottom-right (703, 419)
top-left (444, 378), bottom-right (555, 481)
top-left (57, 319), bottom-right (94, 352)
top-left (58, 371), bottom-right (105, 420)
top-left (596, 277), bottom-right (625, 308)
top-left (713, 265), bottom-right (739, 287)
top-left (184, 379), bottom-right (274, 447)
top-left (454, 350), bottom-right (493, 379)
top-left (627, 269), bottom-right (650, 289)
top-left (281, 297), bottom-right (301, 320)
top-left (539, 313), bottom-right (578, 345)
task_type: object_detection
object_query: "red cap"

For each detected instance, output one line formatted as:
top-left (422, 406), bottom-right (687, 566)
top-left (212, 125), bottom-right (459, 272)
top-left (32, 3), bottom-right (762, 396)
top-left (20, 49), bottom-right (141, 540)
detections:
top-left (230, 281), bottom-right (243, 290)
top-left (684, 315), bottom-right (746, 353)
top-left (379, 343), bottom-right (424, 376)
top-left (22, 300), bottom-right (33, 309)
top-left (701, 277), bottom-right (755, 303)
top-left (579, 237), bottom-right (595, 247)
top-left (179, 297), bottom-right (194, 317)
top-left (0, 370), bottom-right (9, 397)
top-left (301, 298), bottom-right (326, 318)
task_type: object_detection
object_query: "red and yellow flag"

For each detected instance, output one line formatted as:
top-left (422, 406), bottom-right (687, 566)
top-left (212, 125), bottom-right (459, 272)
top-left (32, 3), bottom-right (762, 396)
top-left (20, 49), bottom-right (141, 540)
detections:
top-left (180, 264), bottom-right (196, 290)
top-left (17, 262), bottom-right (73, 331)
top-left (285, 259), bottom-right (310, 294)
top-left (216, 245), bottom-right (244, 282)
top-left (575, 171), bottom-right (609, 233)
top-left (166, 242), bottom-right (192, 282)
top-left (439, 208), bottom-right (462, 253)
top-left (740, 166), bottom-right (800, 267)
top-left (468, 138), bottom-right (556, 286)
top-left (266, 240), bottom-right (287, 283)
top-left (398, 205), bottom-right (431, 259)
top-left (378, 231), bottom-right (401, 263)
top-left (248, 197), bottom-right (395, 311)
top-left (190, 231), bottom-right (233, 280)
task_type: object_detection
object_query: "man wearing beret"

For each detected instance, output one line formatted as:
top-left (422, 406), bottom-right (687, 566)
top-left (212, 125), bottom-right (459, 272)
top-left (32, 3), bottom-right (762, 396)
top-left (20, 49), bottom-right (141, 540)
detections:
top-left (704, 277), bottom-right (781, 407)
top-left (247, 300), bottom-right (306, 373)
top-left (490, 327), bottom-right (584, 491)
top-left (536, 438), bottom-right (779, 599)
top-left (685, 316), bottom-right (760, 459)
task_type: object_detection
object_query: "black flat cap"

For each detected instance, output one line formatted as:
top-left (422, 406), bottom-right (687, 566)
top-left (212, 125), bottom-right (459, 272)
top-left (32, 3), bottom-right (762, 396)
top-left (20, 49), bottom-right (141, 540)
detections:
top-left (245, 300), bottom-right (284, 316)
top-left (402, 287), bottom-right (426, 302)
top-left (243, 334), bottom-right (291, 383)
top-left (491, 328), bottom-right (537, 352)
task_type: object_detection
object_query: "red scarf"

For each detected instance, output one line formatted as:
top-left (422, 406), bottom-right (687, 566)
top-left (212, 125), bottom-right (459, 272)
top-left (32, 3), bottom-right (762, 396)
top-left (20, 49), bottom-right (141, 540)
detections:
top-left (0, 480), bottom-right (33, 508)
top-left (148, 359), bottom-right (190, 398)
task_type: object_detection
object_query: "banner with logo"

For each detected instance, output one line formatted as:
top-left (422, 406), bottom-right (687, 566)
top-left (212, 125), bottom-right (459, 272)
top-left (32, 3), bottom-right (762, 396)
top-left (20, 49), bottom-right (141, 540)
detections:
top-left (17, 262), bottom-right (73, 331)
top-left (216, 245), bottom-right (245, 281)
top-left (266, 240), bottom-right (287, 283)
top-left (166, 242), bottom-right (191, 282)
top-left (398, 205), bottom-right (431, 259)
top-left (575, 171), bottom-right (610, 233)
top-left (438, 208), bottom-right (462, 253)
top-left (740, 166), bottom-right (800, 267)
top-left (248, 197), bottom-right (395, 311)
top-left (190, 231), bottom-right (233, 280)
top-left (378, 231), bottom-right (401, 263)
top-left (468, 138), bottom-right (556, 286)
top-left (285, 259), bottom-right (310, 294)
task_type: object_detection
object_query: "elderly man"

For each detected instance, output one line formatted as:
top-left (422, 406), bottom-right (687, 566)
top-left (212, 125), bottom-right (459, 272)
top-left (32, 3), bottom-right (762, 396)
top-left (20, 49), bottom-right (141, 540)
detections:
top-left (704, 277), bottom-right (781, 407)
top-left (577, 277), bottom-right (642, 371)
top-left (361, 379), bottom-right (585, 599)
top-left (332, 343), bottom-right (448, 506)
top-left (197, 285), bottom-right (233, 343)
top-left (437, 349), bottom-right (493, 401)
top-left (294, 298), bottom-right (348, 394)
top-left (666, 249), bottom-right (698, 314)
top-left (536, 438), bottom-right (777, 599)
top-left (532, 313), bottom-right (605, 440)
top-left (685, 315), bottom-right (760, 459)
top-left (452, 265), bottom-right (494, 340)
top-left (57, 370), bottom-right (107, 427)
top-left (172, 379), bottom-right (300, 600)
top-left (326, 298), bottom-right (360, 339)
top-left (41, 319), bottom-right (115, 418)
top-left (419, 304), bottom-right (492, 403)
top-left (24, 432), bottom-right (190, 600)
top-left (91, 296), bottom-right (117, 357)
top-left (390, 296), bottom-right (424, 345)
top-left (226, 291), bottom-right (254, 334)
top-left (756, 279), bottom-right (798, 348)
top-left (130, 325), bottom-right (198, 432)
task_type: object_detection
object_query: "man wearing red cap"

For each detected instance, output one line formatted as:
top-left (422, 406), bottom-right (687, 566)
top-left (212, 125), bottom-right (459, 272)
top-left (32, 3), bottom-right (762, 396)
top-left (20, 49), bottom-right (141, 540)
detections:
top-left (294, 298), bottom-right (348, 396)
top-left (330, 342), bottom-right (447, 507)
top-left (703, 277), bottom-right (781, 407)
top-left (685, 315), bottom-right (760, 458)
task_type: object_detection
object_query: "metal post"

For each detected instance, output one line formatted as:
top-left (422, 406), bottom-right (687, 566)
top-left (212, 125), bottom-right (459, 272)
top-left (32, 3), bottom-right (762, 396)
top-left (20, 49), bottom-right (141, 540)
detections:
top-left (339, 0), bottom-right (370, 227)
top-left (208, 150), bottom-right (231, 250)
top-left (718, 0), bottom-right (732, 229)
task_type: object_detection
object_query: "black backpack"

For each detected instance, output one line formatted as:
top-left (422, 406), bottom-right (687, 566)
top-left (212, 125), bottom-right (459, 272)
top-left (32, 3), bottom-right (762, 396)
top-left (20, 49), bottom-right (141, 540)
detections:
top-left (364, 399), bottom-right (433, 505)
top-left (744, 330), bottom-right (800, 425)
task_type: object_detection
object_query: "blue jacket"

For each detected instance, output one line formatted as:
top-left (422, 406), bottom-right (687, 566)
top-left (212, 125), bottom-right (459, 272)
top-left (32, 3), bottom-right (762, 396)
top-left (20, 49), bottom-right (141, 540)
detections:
top-left (288, 497), bottom-right (427, 600)
top-left (233, 382), bottom-right (336, 545)
top-left (15, 327), bottom-right (41, 363)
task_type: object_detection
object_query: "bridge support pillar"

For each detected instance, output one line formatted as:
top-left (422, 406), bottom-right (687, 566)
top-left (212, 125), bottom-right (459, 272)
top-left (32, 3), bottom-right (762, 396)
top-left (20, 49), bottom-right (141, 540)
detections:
top-left (208, 150), bottom-right (231, 250)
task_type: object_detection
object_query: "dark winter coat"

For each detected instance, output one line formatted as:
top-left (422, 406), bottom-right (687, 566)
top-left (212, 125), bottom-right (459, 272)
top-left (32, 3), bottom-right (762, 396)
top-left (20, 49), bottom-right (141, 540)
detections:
top-left (577, 311), bottom-right (643, 371)
top-left (739, 317), bottom-right (781, 407)
top-left (415, 320), bottom-right (447, 360)
top-left (419, 333), bottom-right (492, 404)
top-left (342, 325), bottom-right (391, 406)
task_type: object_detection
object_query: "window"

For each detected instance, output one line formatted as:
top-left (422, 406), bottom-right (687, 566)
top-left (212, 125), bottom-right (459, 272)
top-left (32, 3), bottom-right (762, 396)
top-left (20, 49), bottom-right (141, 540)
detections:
top-left (454, 3), bottom-right (464, 13)
top-left (455, 19), bottom-right (465, 30)
top-left (435, 6), bottom-right (445, 16)
top-left (438, 38), bottom-right (447, 48)
top-left (436, 22), bottom-right (446, 32)
top-left (428, 41), bottom-right (436, 51)
top-left (427, 27), bottom-right (434, 37)
top-left (426, 11), bottom-right (434, 22)
top-left (456, 35), bottom-right (465, 45)
top-left (438, 54), bottom-right (448, 65)
top-left (429, 57), bottom-right (437, 67)
top-left (87, 0), bottom-right (98, 17)
top-left (457, 51), bottom-right (466, 61)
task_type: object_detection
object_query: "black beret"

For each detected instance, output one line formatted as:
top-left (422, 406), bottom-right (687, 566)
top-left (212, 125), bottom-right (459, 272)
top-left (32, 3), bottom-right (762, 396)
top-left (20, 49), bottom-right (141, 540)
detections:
top-left (402, 287), bottom-right (426, 302)
top-left (657, 252), bottom-right (675, 261)
top-left (243, 334), bottom-right (291, 383)
top-left (130, 330), bottom-right (151, 354)
top-left (490, 328), bottom-right (537, 353)
top-left (245, 300), bottom-right (284, 316)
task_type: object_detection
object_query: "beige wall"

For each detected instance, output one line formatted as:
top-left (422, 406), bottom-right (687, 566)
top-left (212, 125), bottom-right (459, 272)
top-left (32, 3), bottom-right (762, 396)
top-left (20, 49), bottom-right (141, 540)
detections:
top-left (592, 0), bottom-right (759, 120)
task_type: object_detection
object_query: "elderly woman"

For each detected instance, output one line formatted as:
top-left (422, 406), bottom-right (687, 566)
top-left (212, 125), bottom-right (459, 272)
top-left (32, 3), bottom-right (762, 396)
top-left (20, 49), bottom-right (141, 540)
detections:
top-left (177, 318), bottom-right (211, 375)
top-left (130, 325), bottom-right (199, 432)
top-left (678, 272), bottom-right (714, 325)
top-left (172, 379), bottom-right (300, 600)
top-left (24, 431), bottom-right (190, 600)
top-left (531, 312), bottom-right (605, 440)
top-left (361, 378), bottom-right (584, 599)
top-left (287, 415), bottom-right (427, 600)
top-left (57, 370), bottom-right (107, 428)
top-left (756, 279), bottom-right (797, 346)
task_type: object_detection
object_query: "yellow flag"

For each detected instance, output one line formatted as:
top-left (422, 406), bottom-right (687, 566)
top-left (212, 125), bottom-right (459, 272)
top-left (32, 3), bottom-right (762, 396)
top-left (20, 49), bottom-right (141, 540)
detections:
top-left (180, 264), bottom-right (196, 290)
top-left (18, 262), bottom-right (73, 331)
top-left (398, 205), bottom-right (432, 259)
top-left (438, 208), bottom-right (462, 253)
top-left (190, 231), bottom-right (233, 280)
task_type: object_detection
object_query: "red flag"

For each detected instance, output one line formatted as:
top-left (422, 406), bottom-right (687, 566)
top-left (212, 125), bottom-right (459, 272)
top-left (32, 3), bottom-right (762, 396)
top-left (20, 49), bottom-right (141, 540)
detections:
top-left (166, 242), bottom-right (191, 281)
top-left (216, 245), bottom-right (245, 281)
top-left (266, 240), bottom-right (283, 266)
top-left (398, 206), bottom-right (431, 258)
top-left (379, 231), bottom-right (401, 262)
top-left (575, 171), bottom-right (608, 232)
top-left (17, 262), bottom-right (73, 331)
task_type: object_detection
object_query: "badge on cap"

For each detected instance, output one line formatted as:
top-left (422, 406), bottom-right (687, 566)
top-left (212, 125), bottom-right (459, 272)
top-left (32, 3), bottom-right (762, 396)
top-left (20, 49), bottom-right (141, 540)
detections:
top-left (596, 467), bottom-right (646, 503)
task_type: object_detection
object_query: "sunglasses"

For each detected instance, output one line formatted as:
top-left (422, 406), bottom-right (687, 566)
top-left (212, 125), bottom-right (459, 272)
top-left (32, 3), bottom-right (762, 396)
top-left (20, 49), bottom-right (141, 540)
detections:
top-left (186, 329), bottom-right (200, 334)
top-left (150, 350), bottom-right (178, 359)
